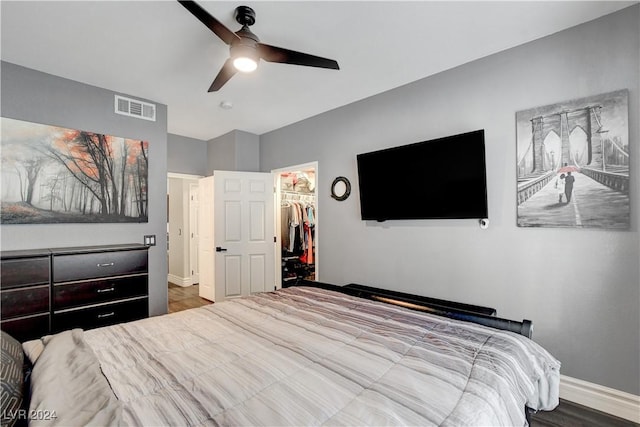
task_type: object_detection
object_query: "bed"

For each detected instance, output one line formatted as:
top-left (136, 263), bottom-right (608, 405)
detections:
top-left (5, 283), bottom-right (560, 426)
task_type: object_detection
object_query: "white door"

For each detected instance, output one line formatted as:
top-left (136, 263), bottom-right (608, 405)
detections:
top-left (189, 183), bottom-right (200, 284)
top-left (214, 170), bottom-right (275, 302)
top-left (198, 176), bottom-right (214, 301)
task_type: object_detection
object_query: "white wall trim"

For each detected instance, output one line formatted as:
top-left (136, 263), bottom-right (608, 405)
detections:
top-left (168, 172), bottom-right (203, 179)
top-left (560, 375), bottom-right (640, 423)
top-left (168, 273), bottom-right (192, 287)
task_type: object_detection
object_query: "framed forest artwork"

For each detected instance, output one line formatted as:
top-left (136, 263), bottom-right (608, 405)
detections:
top-left (1, 117), bottom-right (149, 224)
top-left (516, 89), bottom-right (629, 229)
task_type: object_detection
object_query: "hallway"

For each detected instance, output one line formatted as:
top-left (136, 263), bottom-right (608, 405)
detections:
top-left (168, 283), bottom-right (211, 313)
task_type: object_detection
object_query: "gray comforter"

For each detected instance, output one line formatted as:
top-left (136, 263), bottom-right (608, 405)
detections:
top-left (27, 286), bottom-right (560, 426)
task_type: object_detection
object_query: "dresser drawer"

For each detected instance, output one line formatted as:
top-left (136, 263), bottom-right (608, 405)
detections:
top-left (53, 297), bottom-right (148, 332)
top-left (53, 250), bottom-right (148, 283)
top-left (54, 275), bottom-right (148, 310)
top-left (0, 257), bottom-right (50, 290)
top-left (1, 285), bottom-right (50, 319)
top-left (1, 313), bottom-right (50, 343)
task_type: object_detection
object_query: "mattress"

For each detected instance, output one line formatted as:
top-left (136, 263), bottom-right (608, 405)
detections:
top-left (26, 286), bottom-right (560, 426)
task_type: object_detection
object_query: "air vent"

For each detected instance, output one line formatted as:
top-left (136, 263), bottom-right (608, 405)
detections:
top-left (114, 95), bottom-right (156, 121)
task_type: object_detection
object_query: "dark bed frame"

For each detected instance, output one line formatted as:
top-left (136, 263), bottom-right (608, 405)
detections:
top-left (288, 279), bottom-right (537, 423)
top-left (289, 279), bottom-right (533, 338)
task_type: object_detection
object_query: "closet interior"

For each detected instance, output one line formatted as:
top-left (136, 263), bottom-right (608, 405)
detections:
top-left (280, 170), bottom-right (316, 285)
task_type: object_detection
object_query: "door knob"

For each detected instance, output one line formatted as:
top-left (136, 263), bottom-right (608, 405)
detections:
top-left (216, 247), bottom-right (227, 252)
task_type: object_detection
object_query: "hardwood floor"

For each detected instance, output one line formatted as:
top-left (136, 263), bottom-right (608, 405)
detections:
top-left (167, 282), bottom-right (211, 313)
top-left (531, 399), bottom-right (638, 426)
top-left (166, 285), bottom-right (637, 426)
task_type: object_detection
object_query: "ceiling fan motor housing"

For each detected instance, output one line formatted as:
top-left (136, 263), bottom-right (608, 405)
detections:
top-left (235, 6), bottom-right (256, 26)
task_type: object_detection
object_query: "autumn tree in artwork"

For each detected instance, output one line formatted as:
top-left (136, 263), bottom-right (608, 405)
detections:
top-left (45, 130), bottom-right (149, 219)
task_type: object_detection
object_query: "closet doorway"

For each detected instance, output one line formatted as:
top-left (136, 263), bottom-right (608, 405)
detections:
top-left (273, 162), bottom-right (319, 288)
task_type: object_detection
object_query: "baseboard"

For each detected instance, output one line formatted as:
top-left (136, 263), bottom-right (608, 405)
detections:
top-left (560, 374), bottom-right (640, 423)
top-left (167, 274), bottom-right (192, 287)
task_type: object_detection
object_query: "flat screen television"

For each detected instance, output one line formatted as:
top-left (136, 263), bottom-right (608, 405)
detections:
top-left (356, 129), bottom-right (488, 221)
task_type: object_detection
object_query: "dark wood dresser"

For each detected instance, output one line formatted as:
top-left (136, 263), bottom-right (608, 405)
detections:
top-left (51, 244), bottom-right (149, 333)
top-left (0, 244), bottom-right (149, 341)
top-left (0, 249), bottom-right (51, 342)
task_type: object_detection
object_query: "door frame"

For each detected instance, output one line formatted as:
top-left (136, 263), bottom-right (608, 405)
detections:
top-left (198, 175), bottom-right (215, 301)
top-left (189, 182), bottom-right (200, 285)
top-left (272, 161), bottom-right (319, 288)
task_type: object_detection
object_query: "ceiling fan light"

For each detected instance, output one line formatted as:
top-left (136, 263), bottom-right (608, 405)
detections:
top-left (233, 56), bottom-right (258, 73)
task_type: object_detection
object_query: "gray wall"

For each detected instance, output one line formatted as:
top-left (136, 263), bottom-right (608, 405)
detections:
top-left (208, 130), bottom-right (259, 174)
top-left (260, 6), bottom-right (640, 395)
top-left (1, 61), bottom-right (169, 317)
top-left (234, 130), bottom-right (260, 172)
top-left (167, 133), bottom-right (207, 176)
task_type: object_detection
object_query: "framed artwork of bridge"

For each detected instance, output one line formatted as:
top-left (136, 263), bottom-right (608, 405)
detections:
top-left (515, 89), bottom-right (629, 229)
top-left (0, 117), bottom-right (149, 224)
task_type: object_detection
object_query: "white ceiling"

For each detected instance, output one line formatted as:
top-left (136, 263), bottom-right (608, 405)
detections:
top-left (1, 1), bottom-right (634, 141)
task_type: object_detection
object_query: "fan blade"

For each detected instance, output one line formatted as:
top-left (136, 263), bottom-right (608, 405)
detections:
top-left (178, 0), bottom-right (240, 45)
top-left (209, 59), bottom-right (237, 92)
top-left (258, 44), bottom-right (339, 70)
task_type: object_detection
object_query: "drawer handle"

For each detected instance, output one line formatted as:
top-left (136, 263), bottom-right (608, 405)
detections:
top-left (97, 312), bottom-right (115, 319)
top-left (97, 287), bottom-right (115, 293)
top-left (97, 262), bottom-right (115, 267)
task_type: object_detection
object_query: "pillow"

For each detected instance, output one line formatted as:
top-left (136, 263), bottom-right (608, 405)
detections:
top-left (1, 331), bottom-right (25, 427)
top-left (28, 329), bottom-right (123, 426)
top-left (22, 337), bottom-right (48, 366)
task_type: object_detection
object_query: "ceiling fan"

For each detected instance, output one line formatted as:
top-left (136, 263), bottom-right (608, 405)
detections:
top-left (178, 0), bottom-right (340, 92)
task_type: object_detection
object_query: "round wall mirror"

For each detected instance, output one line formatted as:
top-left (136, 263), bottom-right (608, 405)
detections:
top-left (330, 176), bottom-right (351, 201)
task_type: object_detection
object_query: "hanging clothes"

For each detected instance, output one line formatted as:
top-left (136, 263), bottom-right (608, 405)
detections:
top-left (280, 203), bottom-right (291, 251)
top-left (280, 172), bottom-right (316, 283)
top-left (288, 202), bottom-right (300, 253)
top-left (306, 204), bottom-right (315, 264)
top-left (280, 200), bottom-right (314, 260)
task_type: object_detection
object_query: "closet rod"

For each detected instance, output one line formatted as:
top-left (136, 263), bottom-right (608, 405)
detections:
top-left (281, 191), bottom-right (315, 201)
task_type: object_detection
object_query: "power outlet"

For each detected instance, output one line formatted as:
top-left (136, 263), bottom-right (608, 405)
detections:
top-left (144, 235), bottom-right (156, 246)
